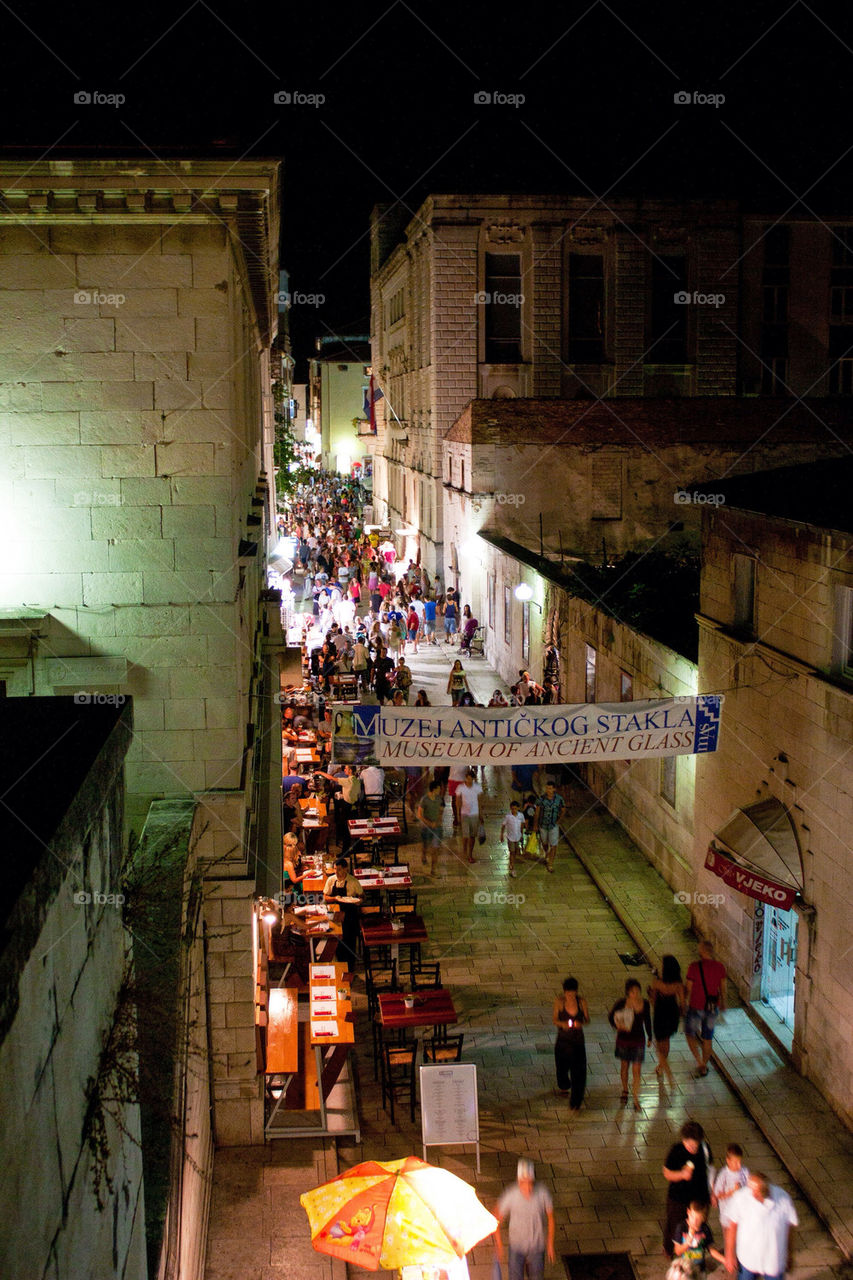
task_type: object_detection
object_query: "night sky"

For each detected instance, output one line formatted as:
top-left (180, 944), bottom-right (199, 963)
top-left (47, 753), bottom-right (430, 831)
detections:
top-left (1, 1), bottom-right (851, 371)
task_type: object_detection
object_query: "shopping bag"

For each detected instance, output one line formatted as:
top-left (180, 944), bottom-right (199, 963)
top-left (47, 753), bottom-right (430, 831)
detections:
top-left (525, 832), bottom-right (540, 857)
top-left (478, 820), bottom-right (487, 844)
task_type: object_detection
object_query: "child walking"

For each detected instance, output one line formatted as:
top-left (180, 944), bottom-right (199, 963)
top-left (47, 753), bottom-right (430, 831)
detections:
top-left (500, 799), bottom-right (524, 878)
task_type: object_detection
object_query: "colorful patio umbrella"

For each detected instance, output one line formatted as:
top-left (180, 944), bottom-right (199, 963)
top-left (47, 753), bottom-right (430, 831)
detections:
top-left (300, 1156), bottom-right (498, 1271)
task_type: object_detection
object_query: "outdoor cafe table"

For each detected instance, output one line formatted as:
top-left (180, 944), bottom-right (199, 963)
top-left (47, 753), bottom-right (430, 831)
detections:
top-left (376, 988), bottom-right (457, 1034)
top-left (300, 855), bottom-right (334, 894)
top-left (353, 864), bottom-right (412, 890)
top-left (300, 799), bottom-right (329, 856)
top-left (264, 962), bottom-right (359, 1141)
top-left (278, 906), bottom-right (342, 962)
top-left (361, 912), bottom-right (428, 966)
top-left (348, 817), bottom-right (402, 862)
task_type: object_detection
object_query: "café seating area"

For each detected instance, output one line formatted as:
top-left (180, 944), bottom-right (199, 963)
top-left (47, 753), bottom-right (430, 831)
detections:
top-left (262, 659), bottom-right (465, 1138)
top-left (254, 840), bottom-right (464, 1137)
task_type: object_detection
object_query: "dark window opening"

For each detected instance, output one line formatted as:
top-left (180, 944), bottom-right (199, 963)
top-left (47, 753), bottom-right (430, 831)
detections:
top-left (829, 327), bottom-right (853, 395)
top-left (648, 255), bottom-right (688, 364)
top-left (568, 253), bottom-right (604, 362)
top-left (484, 252), bottom-right (522, 363)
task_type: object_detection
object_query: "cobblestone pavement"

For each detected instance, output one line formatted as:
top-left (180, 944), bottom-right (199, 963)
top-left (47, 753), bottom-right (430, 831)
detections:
top-left (205, 640), bottom-right (850, 1280)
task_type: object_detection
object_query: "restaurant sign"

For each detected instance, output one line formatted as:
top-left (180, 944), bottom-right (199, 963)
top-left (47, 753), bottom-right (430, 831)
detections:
top-left (332, 695), bottom-right (722, 767)
top-left (704, 846), bottom-right (797, 910)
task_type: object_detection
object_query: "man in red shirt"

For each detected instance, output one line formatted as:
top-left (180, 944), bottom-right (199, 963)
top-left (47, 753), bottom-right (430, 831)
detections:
top-left (685, 940), bottom-right (727, 1078)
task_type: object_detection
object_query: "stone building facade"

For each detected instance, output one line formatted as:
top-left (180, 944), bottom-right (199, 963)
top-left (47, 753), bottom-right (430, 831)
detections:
top-left (371, 196), bottom-right (853, 584)
top-left (308, 335), bottom-right (371, 475)
top-left (444, 398), bottom-right (853, 622)
top-left (369, 194), bottom-right (745, 578)
top-left (0, 159), bottom-right (280, 814)
top-left (694, 459), bottom-right (853, 1130)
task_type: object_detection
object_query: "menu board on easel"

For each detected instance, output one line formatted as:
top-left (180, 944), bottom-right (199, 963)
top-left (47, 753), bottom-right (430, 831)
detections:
top-left (420, 1064), bottom-right (480, 1172)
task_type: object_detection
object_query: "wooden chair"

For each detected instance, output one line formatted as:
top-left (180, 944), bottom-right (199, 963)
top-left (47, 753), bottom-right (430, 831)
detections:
top-left (363, 793), bottom-right (386, 819)
top-left (383, 775), bottom-right (408, 835)
top-left (365, 957), bottom-right (398, 1021)
top-left (423, 1031), bottom-right (464, 1064)
top-left (365, 941), bottom-right (394, 970)
top-left (391, 889), bottom-right (418, 913)
top-left (380, 1039), bottom-right (418, 1123)
top-left (410, 960), bottom-right (441, 989)
top-left (377, 835), bottom-right (402, 864)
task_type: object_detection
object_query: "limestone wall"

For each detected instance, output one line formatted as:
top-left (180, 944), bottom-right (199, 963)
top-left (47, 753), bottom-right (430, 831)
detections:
top-left (696, 508), bottom-right (853, 1129)
top-left (556, 593), bottom-right (698, 886)
top-left (447, 432), bottom-right (853, 568)
top-left (136, 798), bottom-right (214, 1280)
top-left (203, 871), bottom-right (264, 1146)
top-left (471, 537), bottom-right (697, 880)
top-left (0, 731), bottom-right (146, 1280)
top-left (0, 208), bottom-right (274, 803)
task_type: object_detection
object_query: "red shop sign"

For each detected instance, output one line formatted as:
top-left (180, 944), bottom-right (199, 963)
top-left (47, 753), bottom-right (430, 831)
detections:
top-left (705, 846), bottom-right (797, 911)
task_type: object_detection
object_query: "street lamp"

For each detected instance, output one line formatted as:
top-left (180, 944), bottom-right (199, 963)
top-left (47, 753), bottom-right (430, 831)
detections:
top-left (514, 583), bottom-right (542, 612)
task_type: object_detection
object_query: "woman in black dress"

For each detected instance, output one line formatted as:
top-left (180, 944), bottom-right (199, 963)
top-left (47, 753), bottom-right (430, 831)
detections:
top-left (553, 977), bottom-right (590, 1109)
top-left (649, 954), bottom-right (687, 1089)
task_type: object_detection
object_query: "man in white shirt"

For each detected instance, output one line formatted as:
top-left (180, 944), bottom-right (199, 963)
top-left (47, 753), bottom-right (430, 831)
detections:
top-left (457, 769), bottom-right (483, 864)
top-left (337, 596), bottom-right (356, 630)
top-left (725, 1173), bottom-right (798, 1280)
top-left (360, 763), bottom-right (385, 801)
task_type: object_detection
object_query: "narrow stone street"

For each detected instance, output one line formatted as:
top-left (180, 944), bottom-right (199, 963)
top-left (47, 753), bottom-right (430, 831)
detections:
top-left (205, 640), bottom-right (851, 1280)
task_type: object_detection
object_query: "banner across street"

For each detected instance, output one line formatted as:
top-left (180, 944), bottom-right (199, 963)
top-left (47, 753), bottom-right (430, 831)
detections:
top-left (331, 696), bottom-right (723, 767)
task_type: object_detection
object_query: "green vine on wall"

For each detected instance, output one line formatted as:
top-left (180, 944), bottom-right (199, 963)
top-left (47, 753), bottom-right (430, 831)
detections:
top-left (81, 826), bottom-right (236, 1225)
top-left (82, 965), bottom-right (142, 1210)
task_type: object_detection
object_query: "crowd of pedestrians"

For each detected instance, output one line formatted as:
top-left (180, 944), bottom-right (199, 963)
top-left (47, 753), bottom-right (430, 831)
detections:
top-left (546, 940), bottom-right (729, 1112)
top-left (279, 473), bottom-right (801, 1280)
top-left (494, 1138), bottom-right (797, 1280)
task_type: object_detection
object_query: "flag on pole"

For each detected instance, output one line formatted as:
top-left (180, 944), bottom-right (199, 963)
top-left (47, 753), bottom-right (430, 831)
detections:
top-left (365, 373), bottom-right (384, 434)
